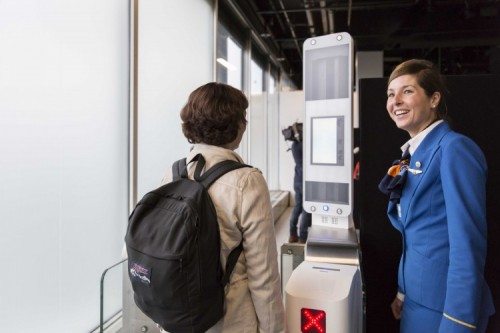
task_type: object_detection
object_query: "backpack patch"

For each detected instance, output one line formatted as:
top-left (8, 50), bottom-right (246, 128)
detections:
top-left (129, 262), bottom-right (151, 286)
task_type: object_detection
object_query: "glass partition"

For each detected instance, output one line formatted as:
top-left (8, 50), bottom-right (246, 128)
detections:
top-left (249, 55), bottom-right (268, 179)
top-left (216, 24), bottom-right (243, 89)
top-left (267, 71), bottom-right (279, 189)
top-left (0, 1), bottom-right (129, 331)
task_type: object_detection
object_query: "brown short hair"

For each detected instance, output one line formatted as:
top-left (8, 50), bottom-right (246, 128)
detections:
top-left (180, 82), bottom-right (248, 145)
top-left (389, 59), bottom-right (448, 119)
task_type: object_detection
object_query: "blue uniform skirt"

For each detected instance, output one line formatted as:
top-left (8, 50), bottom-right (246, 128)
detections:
top-left (401, 296), bottom-right (490, 333)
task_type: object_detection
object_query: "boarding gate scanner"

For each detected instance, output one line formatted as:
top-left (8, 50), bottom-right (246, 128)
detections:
top-left (285, 33), bottom-right (363, 333)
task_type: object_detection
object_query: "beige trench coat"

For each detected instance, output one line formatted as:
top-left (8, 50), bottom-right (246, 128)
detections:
top-left (161, 144), bottom-right (285, 333)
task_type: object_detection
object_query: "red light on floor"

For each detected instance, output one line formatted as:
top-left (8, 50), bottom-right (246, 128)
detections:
top-left (301, 308), bottom-right (326, 333)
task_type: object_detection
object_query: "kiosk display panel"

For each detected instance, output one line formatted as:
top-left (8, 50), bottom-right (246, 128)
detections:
top-left (305, 44), bottom-right (349, 101)
top-left (311, 116), bottom-right (344, 166)
top-left (302, 33), bottom-right (352, 217)
top-left (305, 181), bottom-right (349, 205)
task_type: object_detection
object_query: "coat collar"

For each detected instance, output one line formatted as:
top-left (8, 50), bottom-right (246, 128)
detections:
top-left (411, 121), bottom-right (450, 157)
top-left (401, 120), bottom-right (444, 156)
top-left (187, 144), bottom-right (244, 170)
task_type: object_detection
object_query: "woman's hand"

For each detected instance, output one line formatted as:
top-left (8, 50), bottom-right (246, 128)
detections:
top-left (391, 296), bottom-right (403, 319)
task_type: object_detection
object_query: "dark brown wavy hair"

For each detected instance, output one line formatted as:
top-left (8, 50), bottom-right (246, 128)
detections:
top-left (389, 59), bottom-right (448, 120)
top-left (180, 82), bottom-right (248, 145)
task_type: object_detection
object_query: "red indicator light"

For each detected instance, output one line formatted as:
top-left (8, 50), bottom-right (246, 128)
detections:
top-left (301, 308), bottom-right (326, 333)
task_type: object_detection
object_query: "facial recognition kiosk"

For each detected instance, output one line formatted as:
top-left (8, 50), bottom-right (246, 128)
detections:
top-left (285, 32), bottom-right (363, 333)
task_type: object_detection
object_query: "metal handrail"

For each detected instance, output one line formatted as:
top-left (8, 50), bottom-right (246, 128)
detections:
top-left (99, 258), bottom-right (127, 333)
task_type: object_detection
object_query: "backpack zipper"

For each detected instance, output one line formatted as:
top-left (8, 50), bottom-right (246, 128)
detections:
top-left (194, 218), bottom-right (202, 291)
top-left (165, 197), bottom-right (200, 284)
top-left (128, 246), bottom-right (184, 261)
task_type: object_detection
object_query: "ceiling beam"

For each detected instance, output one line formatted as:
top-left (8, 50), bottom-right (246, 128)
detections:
top-left (303, 0), bottom-right (317, 37)
top-left (276, 0), bottom-right (302, 61)
top-left (257, 1), bottom-right (416, 14)
top-left (319, 1), bottom-right (329, 34)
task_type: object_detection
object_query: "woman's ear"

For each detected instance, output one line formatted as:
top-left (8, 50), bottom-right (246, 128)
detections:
top-left (431, 92), bottom-right (441, 108)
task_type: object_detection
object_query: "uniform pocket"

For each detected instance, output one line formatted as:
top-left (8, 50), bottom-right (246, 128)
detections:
top-left (404, 248), bottom-right (426, 304)
top-left (421, 255), bottom-right (448, 311)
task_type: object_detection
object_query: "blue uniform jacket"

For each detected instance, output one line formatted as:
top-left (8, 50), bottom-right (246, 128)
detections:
top-left (387, 122), bottom-right (495, 332)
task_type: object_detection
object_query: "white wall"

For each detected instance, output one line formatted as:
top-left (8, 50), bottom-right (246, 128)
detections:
top-left (278, 90), bottom-right (305, 198)
top-left (137, 0), bottom-right (214, 198)
top-left (0, 0), bottom-right (129, 332)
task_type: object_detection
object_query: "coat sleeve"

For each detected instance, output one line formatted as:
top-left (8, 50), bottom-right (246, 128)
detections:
top-left (439, 136), bottom-right (488, 332)
top-left (239, 170), bottom-right (285, 333)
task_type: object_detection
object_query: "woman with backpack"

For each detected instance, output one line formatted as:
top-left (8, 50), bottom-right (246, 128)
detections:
top-left (161, 82), bottom-right (285, 332)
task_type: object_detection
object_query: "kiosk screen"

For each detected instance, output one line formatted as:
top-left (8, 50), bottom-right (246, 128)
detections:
top-left (311, 116), bottom-right (344, 166)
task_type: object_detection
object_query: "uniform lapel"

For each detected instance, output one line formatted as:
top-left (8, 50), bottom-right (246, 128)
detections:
top-left (401, 122), bottom-right (451, 225)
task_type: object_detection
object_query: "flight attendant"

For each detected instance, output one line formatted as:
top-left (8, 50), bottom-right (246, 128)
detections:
top-left (379, 59), bottom-right (495, 332)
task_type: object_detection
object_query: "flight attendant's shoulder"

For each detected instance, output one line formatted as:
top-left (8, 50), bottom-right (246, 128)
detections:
top-left (440, 131), bottom-right (487, 171)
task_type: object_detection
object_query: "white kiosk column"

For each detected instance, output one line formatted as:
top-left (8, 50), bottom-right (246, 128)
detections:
top-left (285, 33), bottom-right (363, 333)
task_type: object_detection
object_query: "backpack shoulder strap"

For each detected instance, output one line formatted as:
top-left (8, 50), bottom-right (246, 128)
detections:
top-left (172, 158), bottom-right (188, 181)
top-left (172, 154), bottom-right (207, 181)
top-left (195, 160), bottom-right (251, 189)
top-left (221, 241), bottom-right (243, 286)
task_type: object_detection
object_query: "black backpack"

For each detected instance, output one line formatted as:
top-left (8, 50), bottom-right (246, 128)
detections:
top-left (125, 154), bottom-right (250, 333)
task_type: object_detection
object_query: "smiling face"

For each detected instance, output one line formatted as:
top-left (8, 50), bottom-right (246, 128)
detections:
top-left (386, 74), bottom-right (441, 137)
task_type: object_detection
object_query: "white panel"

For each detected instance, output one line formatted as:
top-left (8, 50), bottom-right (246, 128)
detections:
top-left (356, 51), bottom-right (383, 80)
top-left (226, 37), bottom-right (242, 89)
top-left (249, 93), bottom-right (267, 179)
top-left (354, 51), bottom-right (383, 128)
top-left (0, 0), bottom-right (129, 332)
top-left (138, 0), bottom-right (214, 198)
top-left (278, 91), bottom-right (305, 195)
top-left (249, 59), bottom-right (267, 178)
top-left (251, 60), bottom-right (263, 94)
top-left (267, 79), bottom-right (279, 190)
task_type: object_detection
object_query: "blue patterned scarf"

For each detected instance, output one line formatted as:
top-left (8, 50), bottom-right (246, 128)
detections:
top-left (378, 149), bottom-right (411, 203)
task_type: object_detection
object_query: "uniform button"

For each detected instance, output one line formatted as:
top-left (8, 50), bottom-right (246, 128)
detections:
top-left (323, 205), bottom-right (329, 211)
top-left (415, 161), bottom-right (421, 168)
top-left (310, 206), bottom-right (316, 212)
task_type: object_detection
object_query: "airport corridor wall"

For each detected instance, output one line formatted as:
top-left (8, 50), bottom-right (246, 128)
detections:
top-left (0, 1), bottom-right (130, 331)
top-left (358, 75), bottom-right (500, 333)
